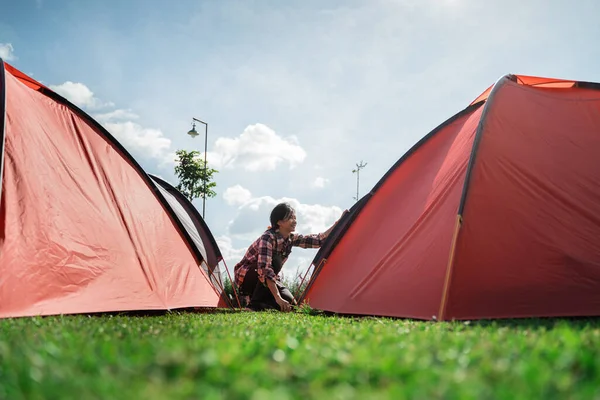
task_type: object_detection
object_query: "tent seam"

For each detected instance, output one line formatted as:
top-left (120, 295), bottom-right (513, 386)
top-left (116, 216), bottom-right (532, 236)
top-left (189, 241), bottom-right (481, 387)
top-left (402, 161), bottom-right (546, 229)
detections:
top-left (438, 74), bottom-right (512, 321)
top-left (301, 101), bottom-right (486, 303)
top-left (0, 59), bottom-right (6, 207)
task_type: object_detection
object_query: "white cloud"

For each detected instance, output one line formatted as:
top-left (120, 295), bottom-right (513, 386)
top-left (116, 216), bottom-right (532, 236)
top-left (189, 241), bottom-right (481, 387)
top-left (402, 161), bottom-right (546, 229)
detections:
top-left (223, 185), bottom-right (253, 206)
top-left (216, 234), bottom-right (319, 285)
top-left (215, 235), bottom-right (247, 267)
top-left (0, 43), bottom-right (16, 61)
top-left (94, 109), bottom-right (139, 122)
top-left (209, 123), bottom-right (307, 171)
top-left (294, 201), bottom-right (343, 233)
top-left (44, 81), bottom-right (174, 166)
top-left (103, 121), bottom-right (173, 165)
top-left (215, 193), bottom-right (343, 280)
top-left (313, 177), bottom-right (329, 188)
top-left (227, 194), bottom-right (343, 239)
top-left (49, 81), bottom-right (114, 110)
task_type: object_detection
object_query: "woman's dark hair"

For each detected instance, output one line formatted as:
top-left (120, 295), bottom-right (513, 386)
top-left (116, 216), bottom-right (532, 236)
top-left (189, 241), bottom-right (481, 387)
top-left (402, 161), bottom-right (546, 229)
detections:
top-left (270, 203), bottom-right (295, 229)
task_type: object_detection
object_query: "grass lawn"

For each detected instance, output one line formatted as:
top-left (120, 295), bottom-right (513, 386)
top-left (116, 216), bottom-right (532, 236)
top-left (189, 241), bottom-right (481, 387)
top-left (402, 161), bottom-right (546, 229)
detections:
top-left (1, 310), bottom-right (599, 399)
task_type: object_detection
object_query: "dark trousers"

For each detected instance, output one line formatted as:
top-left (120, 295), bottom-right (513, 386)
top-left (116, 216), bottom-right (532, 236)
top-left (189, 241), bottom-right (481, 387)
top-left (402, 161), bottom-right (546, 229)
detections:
top-left (248, 280), bottom-right (295, 311)
top-left (244, 252), bottom-right (294, 311)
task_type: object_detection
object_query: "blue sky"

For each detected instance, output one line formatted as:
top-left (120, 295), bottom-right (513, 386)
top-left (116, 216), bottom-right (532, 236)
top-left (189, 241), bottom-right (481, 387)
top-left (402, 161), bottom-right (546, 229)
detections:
top-left (2, 0), bottom-right (600, 278)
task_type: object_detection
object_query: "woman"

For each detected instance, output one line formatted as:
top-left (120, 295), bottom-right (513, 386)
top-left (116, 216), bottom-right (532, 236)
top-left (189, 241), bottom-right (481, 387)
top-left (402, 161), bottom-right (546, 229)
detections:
top-left (234, 202), bottom-right (340, 312)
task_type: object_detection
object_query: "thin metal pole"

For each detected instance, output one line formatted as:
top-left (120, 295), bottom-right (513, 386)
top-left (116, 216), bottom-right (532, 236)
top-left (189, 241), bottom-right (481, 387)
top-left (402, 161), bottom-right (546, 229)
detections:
top-left (352, 161), bottom-right (367, 202)
top-left (298, 258), bottom-right (327, 303)
top-left (203, 122), bottom-right (207, 219)
top-left (356, 168), bottom-right (359, 200)
top-left (192, 117), bottom-right (208, 219)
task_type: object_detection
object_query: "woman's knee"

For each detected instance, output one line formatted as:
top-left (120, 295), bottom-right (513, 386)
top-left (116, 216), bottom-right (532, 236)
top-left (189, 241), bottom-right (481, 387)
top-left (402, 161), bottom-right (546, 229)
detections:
top-left (279, 287), bottom-right (295, 304)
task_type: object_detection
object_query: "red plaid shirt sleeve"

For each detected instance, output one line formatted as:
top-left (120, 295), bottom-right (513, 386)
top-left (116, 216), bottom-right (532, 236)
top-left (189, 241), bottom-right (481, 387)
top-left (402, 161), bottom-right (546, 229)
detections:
top-left (257, 233), bottom-right (278, 284)
top-left (290, 232), bottom-right (325, 248)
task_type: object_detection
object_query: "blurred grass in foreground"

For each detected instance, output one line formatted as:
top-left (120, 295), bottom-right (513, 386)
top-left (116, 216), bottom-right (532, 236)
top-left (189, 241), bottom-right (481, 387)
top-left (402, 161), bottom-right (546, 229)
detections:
top-left (1, 311), bottom-right (600, 399)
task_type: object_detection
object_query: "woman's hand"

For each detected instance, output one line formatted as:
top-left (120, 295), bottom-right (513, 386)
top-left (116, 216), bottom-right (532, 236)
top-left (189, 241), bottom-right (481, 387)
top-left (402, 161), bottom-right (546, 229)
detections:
top-left (267, 278), bottom-right (293, 311)
top-left (276, 297), bottom-right (292, 312)
top-left (323, 209), bottom-right (349, 239)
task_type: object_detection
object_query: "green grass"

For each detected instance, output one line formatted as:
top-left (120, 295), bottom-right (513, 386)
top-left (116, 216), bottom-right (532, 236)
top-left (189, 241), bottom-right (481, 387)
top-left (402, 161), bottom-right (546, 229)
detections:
top-left (1, 311), bottom-right (600, 399)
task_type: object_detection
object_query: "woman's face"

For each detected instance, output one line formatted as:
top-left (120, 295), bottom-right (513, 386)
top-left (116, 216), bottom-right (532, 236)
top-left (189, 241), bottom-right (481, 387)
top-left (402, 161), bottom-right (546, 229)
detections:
top-left (278, 211), bottom-right (297, 234)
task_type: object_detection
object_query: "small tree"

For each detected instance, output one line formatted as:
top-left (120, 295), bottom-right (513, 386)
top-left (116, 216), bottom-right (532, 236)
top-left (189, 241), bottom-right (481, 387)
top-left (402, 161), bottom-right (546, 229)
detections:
top-left (174, 149), bottom-right (218, 202)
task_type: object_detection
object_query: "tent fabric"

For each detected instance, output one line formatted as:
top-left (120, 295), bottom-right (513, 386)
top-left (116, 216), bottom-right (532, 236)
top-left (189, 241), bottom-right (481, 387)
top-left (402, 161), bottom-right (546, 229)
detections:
top-left (4, 62), bottom-right (51, 92)
top-left (149, 174), bottom-right (224, 291)
top-left (304, 104), bottom-right (484, 319)
top-left (0, 60), bottom-right (224, 318)
top-left (469, 75), bottom-right (577, 105)
top-left (301, 102), bottom-right (484, 294)
top-left (445, 80), bottom-right (600, 320)
top-left (303, 73), bottom-right (600, 321)
top-left (305, 195), bottom-right (370, 280)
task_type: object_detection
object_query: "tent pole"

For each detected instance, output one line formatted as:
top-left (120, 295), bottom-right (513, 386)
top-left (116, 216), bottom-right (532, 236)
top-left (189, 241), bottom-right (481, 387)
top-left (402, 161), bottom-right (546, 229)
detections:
top-left (438, 214), bottom-right (462, 321)
top-left (202, 260), bottom-right (234, 309)
top-left (0, 59), bottom-right (6, 208)
top-left (221, 259), bottom-right (242, 308)
top-left (297, 263), bottom-right (315, 301)
top-left (298, 258), bottom-right (327, 303)
top-left (438, 75), bottom-right (509, 320)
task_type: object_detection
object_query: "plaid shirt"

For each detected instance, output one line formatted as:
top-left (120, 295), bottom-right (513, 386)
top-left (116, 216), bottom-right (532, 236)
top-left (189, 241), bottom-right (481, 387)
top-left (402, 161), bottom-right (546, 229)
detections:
top-left (234, 229), bottom-right (325, 287)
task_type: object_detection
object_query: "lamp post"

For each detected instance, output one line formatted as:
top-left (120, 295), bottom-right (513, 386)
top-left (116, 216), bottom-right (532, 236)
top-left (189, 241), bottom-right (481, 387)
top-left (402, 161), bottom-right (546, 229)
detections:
top-left (352, 160), bottom-right (367, 202)
top-left (186, 117), bottom-right (208, 219)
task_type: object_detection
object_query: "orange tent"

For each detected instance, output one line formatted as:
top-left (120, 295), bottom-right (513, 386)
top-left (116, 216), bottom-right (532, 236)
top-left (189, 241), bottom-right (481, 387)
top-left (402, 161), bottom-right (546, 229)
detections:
top-left (0, 60), bottom-right (229, 318)
top-left (302, 74), bottom-right (600, 321)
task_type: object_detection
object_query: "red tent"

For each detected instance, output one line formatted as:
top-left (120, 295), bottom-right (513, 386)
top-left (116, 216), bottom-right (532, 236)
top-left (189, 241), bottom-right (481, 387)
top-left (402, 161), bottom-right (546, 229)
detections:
top-left (0, 60), bottom-right (228, 318)
top-left (302, 74), bottom-right (600, 320)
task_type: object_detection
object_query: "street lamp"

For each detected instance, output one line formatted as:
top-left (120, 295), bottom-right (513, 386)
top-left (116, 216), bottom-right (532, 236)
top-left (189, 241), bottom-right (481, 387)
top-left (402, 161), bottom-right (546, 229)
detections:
top-left (186, 117), bottom-right (208, 219)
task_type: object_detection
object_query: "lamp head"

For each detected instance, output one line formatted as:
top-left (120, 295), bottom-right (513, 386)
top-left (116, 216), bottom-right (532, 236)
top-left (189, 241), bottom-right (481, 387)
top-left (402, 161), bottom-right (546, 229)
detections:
top-left (187, 122), bottom-right (199, 138)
